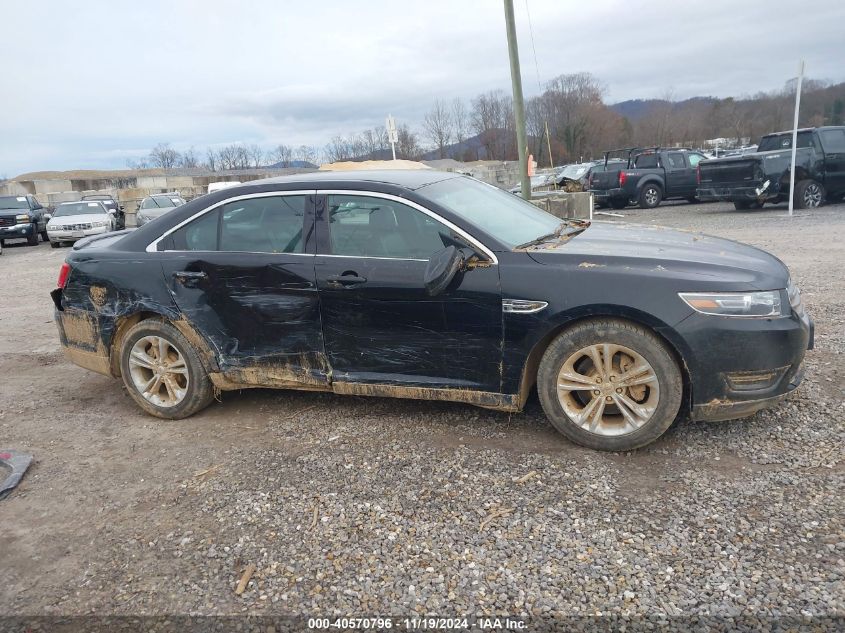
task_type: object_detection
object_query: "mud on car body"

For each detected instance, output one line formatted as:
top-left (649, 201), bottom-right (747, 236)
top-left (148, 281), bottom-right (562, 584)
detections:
top-left (51, 171), bottom-right (813, 451)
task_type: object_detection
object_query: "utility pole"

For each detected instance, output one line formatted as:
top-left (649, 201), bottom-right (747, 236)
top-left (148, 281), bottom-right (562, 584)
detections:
top-left (787, 60), bottom-right (804, 217)
top-left (504, 0), bottom-right (530, 200)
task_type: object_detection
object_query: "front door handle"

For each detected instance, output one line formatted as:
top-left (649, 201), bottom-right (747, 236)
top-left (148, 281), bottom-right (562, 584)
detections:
top-left (326, 273), bottom-right (367, 288)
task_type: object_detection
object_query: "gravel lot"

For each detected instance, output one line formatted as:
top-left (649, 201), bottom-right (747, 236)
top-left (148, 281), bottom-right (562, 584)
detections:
top-left (0, 200), bottom-right (842, 626)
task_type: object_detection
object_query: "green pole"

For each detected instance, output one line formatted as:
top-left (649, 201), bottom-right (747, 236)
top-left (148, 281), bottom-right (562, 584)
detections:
top-left (504, 0), bottom-right (531, 200)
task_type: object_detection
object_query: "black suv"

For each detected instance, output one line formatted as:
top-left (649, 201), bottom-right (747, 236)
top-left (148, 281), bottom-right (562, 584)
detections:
top-left (0, 195), bottom-right (49, 246)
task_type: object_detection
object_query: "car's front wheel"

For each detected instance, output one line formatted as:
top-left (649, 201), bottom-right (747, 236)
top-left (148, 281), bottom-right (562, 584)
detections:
top-left (537, 318), bottom-right (683, 451)
top-left (26, 224), bottom-right (39, 246)
top-left (119, 319), bottom-right (215, 419)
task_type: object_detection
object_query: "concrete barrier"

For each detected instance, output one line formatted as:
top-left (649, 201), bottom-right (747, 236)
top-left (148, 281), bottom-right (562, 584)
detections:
top-left (530, 192), bottom-right (593, 220)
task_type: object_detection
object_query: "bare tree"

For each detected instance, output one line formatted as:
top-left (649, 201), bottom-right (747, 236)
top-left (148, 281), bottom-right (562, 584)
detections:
top-left (324, 135), bottom-right (354, 163)
top-left (470, 90), bottom-right (514, 160)
top-left (148, 142), bottom-right (181, 169)
top-left (205, 148), bottom-right (219, 172)
top-left (179, 146), bottom-right (199, 168)
top-left (268, 144), bottom-right (293, 167)
top-left (296, 145), bottom-right (318, 166)
top-left (396, 124), bottom-right (422, 160)
top-left (126, 157), bottom-right (150, 169)
top-left (451, 98), bottom-right (470, 149)
top-left (247, 144), bottom-right (264, 168)
top-left (423, 99), bottom-right (453, 159)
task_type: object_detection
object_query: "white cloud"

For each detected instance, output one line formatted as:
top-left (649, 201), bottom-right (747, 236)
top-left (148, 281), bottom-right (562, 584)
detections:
top-left (1, 0), bottom-right (843, 175)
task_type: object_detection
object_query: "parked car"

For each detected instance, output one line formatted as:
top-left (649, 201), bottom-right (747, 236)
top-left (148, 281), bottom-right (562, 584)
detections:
top-left (0, 194), bottom-right (49, 246)
top-left (589, 148), bottom-right (708, 209)
top-left (135, 194), bottom-right (186, 226)
top-left (51, 171), bottom-right (813, 451)
top-left (697, 126), bottom-right (845, 210)
top-left (82, 194), bottom-right (125, 229)
top-left (46, 201), bottom-right (117, 247)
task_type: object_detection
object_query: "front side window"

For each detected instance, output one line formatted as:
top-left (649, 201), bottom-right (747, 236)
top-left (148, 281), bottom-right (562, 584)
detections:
top-left (169, 195), bottom-right (305, 253)
top-left (328, 195), bottom-right (457, 259)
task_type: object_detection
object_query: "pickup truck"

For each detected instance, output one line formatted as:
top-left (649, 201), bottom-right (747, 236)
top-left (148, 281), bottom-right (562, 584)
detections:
top-left (697, 126), bottom-right (845, 210)
top-left (589, 148), bottom-right (708, 209)
top-left (0, 194), bottom-right (50, 246)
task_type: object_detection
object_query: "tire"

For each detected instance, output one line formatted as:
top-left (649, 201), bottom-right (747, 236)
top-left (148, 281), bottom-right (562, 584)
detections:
top-left (609, 197), bottom-right (628, 210)
top-left (40, 228), bottom-right (49, 241)
top-left (638, 184), bottom-right (663, 209)
top-left (686, 196), bottom-right (699, 204)
top-left (50, 241), bottom-right (60, 249)
top-left (26, 224), bottom-right (38, 246)
top-left (793, 179), bottom-right (825, 209)
top-left (118, 319), bottom-right (215, 419)
top-left (536, 318), bottom-right (683, 451)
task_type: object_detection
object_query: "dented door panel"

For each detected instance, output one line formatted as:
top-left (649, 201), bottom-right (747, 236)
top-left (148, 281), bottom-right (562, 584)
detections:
top-left (315, 256), bottom-right (503, 391)
top-left (159, 253), bottom-right (326, 385)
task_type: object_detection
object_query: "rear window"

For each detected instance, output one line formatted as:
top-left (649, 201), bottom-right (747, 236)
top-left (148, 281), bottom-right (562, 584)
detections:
top-left (758, 131), bottom-right (815, 152)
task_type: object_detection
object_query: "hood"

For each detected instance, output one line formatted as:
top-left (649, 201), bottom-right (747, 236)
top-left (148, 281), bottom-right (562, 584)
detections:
top-left (525, 221), bottom-right (789, 291)
top-left (137, 206), bottom-right (174, 219)
top-left (48, 213), bottom-right (110, 225)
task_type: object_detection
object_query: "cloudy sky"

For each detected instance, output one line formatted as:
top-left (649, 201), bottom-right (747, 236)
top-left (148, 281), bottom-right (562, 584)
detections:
top-left (2, 0), bottom-right (844, 176)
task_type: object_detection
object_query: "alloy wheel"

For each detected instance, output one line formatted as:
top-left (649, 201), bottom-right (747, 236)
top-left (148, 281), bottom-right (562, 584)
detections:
top-left (645, 187), bottom-right (659, 206)
top-left (556, 343), bottom-right (660, 436)
top-left (803, 183), bottom-right (822, 208)
top-left (128, 335), bottom-right (190, 407)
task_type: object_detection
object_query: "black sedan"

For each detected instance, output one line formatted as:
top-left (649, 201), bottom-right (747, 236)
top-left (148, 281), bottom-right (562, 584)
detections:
top-left (50, 171), bottom-right (813, 451)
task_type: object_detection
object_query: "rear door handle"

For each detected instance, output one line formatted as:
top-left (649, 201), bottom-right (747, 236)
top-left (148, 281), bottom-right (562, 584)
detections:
top-left (173, 271), bottom-right (207, 280)
top-left (326, 274), bottom-right (367, 287)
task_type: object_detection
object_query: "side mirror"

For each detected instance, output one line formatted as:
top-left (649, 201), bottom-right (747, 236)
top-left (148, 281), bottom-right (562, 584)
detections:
top-left (424, 245), bottom-right (464, 296)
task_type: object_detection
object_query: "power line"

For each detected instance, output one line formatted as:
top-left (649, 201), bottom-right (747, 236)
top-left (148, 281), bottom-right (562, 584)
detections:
top-left (524, 0), bottom-right (543, 93)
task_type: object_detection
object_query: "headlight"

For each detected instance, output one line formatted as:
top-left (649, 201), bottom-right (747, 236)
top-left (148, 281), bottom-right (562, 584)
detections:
top-left (47, 226), bottom-right (59, 232)
top-left (15, 214), bottom-right (31, 223)
top-left (679, 291), bottom-right (784, 318)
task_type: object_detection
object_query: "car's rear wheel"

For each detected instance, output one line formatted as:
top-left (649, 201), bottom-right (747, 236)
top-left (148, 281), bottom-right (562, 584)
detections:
top-left (794, 179), bottom-right (825, 209)
top-left (537, 318), bottom-right (682, 451)
top-left (50, 241), bottom-right (59, 249)
top-left (119, 319), bottom-right (214, 419)
top-left (638, 184), bottom-right (663, 209)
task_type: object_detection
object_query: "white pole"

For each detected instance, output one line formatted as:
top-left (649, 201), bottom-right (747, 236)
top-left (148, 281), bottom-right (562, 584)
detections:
top-left (391, 142), bottom-right (397, 161)
top-left (788, 60), bottom-right (805, 217)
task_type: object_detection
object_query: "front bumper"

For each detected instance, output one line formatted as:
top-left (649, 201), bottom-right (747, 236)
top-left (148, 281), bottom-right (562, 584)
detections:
top-left (48, 225), bottom-right (109, 242)
top-left (680, 307), bottom-right (813, 422)
top-left (0, 223), bottom-right (34, 239)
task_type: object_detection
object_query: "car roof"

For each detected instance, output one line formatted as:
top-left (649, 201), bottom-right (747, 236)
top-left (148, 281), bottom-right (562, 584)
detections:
top-left (248, 169), bottom-right (459, 191)
top-left (59, 200), bottom-right (104, 206)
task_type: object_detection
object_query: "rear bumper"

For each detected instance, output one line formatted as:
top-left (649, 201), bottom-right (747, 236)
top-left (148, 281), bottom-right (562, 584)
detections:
top-left (696, 185), bottom-right (772, 203)
top-left (589, 187), bottom-right (627, 203)
top-left (51, 297), bottom-right (113, 376)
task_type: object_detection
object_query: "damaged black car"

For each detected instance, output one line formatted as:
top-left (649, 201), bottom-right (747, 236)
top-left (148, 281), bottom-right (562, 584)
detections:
top-left (50, 171), bottom-right (813, 451)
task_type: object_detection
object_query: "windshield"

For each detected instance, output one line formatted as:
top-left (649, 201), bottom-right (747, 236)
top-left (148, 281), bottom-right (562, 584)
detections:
top-left (419, 176), bottom-right (562, 249)
top-left (53, 202), bottom-right (107, 217)
top-left (142, 197), bottom-right (175, 209)
top-left (0, 196), bottom-right (29, 210)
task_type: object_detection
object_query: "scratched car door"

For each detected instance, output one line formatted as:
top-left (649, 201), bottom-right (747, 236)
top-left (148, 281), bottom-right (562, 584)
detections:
top-left (314, 192), bottom-right (503, 392)
top-left (157, 191), bottom-right (328, 387)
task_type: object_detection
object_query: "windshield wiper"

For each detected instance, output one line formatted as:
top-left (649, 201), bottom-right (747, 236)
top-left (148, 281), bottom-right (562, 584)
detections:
top-left (515, 219), bottom-right (590, 249)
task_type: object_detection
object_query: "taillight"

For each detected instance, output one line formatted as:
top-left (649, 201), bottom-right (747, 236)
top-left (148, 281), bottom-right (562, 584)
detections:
top-left (618, 171), bottom-right (627, 187)
top-left (696, 165), bottom-right (701, 185)
top-left (57, 262), bottom-right (71, 289)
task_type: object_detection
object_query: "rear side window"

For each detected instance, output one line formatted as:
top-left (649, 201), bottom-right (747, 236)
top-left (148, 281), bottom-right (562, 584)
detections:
top-left (819, 129), bottom-right (845, 153)
top-left (687, 153), bottom-right (705, 167)
top-left (169, 195), bottom-right (306, 253)
top-left (635, 153), bottom-right (659, 169)
top-left (666, 153), bottom-right (686, 169)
